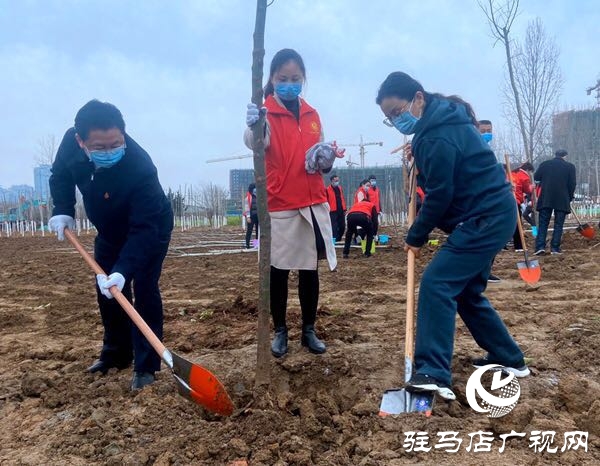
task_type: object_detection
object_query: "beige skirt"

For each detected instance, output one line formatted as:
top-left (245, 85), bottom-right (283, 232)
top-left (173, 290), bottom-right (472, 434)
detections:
top-left (270, 202), bottom-right (337, 271)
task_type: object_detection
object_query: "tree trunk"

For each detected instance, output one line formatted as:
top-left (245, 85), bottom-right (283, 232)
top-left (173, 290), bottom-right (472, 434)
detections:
top-left (503, 27), bottom-right (532, 165)
top-left (251, 0), bottom-right (271, 388)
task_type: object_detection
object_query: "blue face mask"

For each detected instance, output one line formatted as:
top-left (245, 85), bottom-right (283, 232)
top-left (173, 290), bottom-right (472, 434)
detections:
top-left (481, 133), bottom-right (493, 143)
top-left (332, 181), bottom-right (339, 187)
top-left (87, 144), bottom-right (126, 168)
top-left (391, 100), bottom-right (419, 135)
top-left (253, 189), bottom-right (257, 195)
top-left (275, 82), bottom-right (302, 101)
top-left (370, 180), bottom-right (377, 187)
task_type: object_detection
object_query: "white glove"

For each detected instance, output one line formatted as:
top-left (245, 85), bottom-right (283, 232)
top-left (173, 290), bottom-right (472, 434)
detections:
top-left (305, 142), bottom-right (346, 174)
top-left (246, 103), bottom-right (267, 127)
top-left (48, 215), bottom-right (76, 241)
top-left (96, 272), bottom-right (125, 299)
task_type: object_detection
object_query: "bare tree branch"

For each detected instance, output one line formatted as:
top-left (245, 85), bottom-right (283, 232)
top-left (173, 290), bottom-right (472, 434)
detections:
top-left (35, 134), bottom-right (57, 165)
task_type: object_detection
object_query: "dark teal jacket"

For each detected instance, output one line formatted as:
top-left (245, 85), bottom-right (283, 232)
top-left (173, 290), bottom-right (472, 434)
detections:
top-left (407, 96), bottom-right (514, 247)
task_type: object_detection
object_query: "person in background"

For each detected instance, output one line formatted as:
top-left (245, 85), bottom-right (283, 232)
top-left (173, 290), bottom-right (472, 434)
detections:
top-left (367, 174), bottom-right (382, 237)
top-left (377, 72), bottom-right (529, 400)
top-left (534, 149), bottom-right (576, 255)
top-left (353, 179), bottom-right (371, 203)
top-left (326, 174), bottom-right (346, 242)
top-left (478, 119), bottom-right (501, 283)
top-left (244, 182), bottom-right (259, 248)
top-left (343, 198), bottom-right (378, 259)
top-left (244, 48), bottom-right (339, 358)
top-left (48, 100), bottom-right (173, 390)
top-left (509, 162), bottom-right (534, 251)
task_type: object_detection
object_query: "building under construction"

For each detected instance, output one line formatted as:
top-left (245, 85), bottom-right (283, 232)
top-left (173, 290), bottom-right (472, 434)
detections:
top-left (552, 109), bottom-right (600, 199)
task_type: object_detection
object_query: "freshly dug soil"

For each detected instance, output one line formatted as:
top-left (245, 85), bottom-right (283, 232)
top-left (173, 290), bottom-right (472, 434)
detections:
top-left (0, 227), bottom-right (598, 465)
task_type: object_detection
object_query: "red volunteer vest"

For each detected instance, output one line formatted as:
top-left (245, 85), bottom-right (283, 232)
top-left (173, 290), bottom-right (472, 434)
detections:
top-left (326, 184), bottom-right (346, 212)
top-left (348, 200), bottom-right (376, 219)
top-left (264, 95), bottom-right (326, 212)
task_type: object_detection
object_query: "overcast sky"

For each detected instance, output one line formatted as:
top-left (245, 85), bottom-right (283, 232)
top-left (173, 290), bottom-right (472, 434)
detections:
top-left (0, 0), bottom-right (598, 191)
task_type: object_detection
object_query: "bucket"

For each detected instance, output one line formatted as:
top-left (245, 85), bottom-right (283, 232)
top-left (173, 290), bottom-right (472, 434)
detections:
top-left (332, 237), bottom-right (337, 245)
top-left (360, 238), bottom-right (376, 254)
top-left (378, 234), bottom-right (389, 245)
top-left (531, 226), bottom-right (538, 238)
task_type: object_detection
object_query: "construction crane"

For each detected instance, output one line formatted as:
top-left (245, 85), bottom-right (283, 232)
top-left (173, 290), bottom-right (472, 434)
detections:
top-left (206, 153), bottom-right (252, 163)
top-left (586, 78), bottom-right (600, 108)
top-left (337, 135), bottom-right (383, 168)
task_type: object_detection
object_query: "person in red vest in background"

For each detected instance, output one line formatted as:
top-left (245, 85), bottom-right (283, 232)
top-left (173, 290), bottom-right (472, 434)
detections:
top-left (343, 199), bottom-right (378, 259)
top-left (326, 174), bottom-right (346, 242)
top-left (353, 179), bottom-right (371, 203)
top-left (367, 174), bottom-right (382, 237)
top-left (244, 182), bottom-right (258, 249)
top-left (509, 162), bottom-right (534, 251)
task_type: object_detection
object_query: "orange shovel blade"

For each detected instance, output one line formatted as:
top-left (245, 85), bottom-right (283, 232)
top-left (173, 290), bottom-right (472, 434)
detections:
top-left (577, 225), bottom-right (595, 239)
top-left (172, 352), bottom-right (234, 416)
top-left (517, 260), bottom-right (541, 285)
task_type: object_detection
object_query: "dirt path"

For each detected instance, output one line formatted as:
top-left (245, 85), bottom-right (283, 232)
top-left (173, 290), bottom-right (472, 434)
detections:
top-left (0, 228), bottom-right (598, 465)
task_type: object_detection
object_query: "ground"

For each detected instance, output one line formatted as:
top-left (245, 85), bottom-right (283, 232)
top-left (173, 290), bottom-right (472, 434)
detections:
top-left (0, 227), bottom-right (598, 465)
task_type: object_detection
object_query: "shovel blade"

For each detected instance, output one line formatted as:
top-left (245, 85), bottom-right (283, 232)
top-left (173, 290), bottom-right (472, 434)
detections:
top-left (379, 389), bottom-right (434, 416)
top-left (172, 352), bottom-right (234, 416)
top-left (577, 224), bottom-right (595, 239)
top-left (517, 259), bottom-right (541, 285)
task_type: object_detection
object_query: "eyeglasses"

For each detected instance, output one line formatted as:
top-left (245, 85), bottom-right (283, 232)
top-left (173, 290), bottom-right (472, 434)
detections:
top-left (382, 101), bottom-right (412, 127)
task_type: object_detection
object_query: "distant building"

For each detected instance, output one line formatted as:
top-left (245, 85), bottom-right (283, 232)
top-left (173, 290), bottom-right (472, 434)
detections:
top-left (34, 164), bottom-right (52, 202)
top-left (3, 184), bottom-right (35, 204)
top-left (552, 109), bottom-right (600, 198)
top-left (229, 169), bottom-right (255, 201)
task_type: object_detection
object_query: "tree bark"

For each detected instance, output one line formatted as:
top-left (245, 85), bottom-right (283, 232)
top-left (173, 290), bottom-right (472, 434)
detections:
top-left (251, 0), bottom-right (271, 388)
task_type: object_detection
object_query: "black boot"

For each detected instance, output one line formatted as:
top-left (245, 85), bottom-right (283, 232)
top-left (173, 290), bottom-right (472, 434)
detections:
top-left (131, 371), bottom-right (156, 390)
top-left (301, 324), bottom-right (326, 354)
top-left (271, 326), bottom-right (288, 358)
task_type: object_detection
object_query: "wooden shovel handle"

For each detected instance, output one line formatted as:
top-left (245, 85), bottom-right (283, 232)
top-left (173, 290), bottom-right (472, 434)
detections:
top-left (405, 164), bottom-right (417, 360)
top-left (504, 155), bottom-right (528, 254)
top-left (64, 228), bottom-right (168, 363)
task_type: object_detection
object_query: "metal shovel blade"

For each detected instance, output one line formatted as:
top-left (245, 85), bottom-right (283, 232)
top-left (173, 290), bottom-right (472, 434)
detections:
top-left (379, 388), bottom-right (435, 416)
top-left (172, 352), bottom-right (234, 416)
top-left (517, 259), bottom-right (541, 285)
top-left (577, 224), bottom-right (595, 239)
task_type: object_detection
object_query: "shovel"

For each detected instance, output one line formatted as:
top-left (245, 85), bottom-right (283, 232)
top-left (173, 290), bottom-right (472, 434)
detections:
top-left (571, 208), bottom-right (595, 239)
top-left (64, 229), bottom-right (234, 416)
top-left (504, 155), bottom-right (541, 285)
top-left (379, 163), bottom-right (435, 416)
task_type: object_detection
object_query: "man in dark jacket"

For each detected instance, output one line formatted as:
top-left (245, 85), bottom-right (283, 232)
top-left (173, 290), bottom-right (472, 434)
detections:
top-left (48, 100), bottom-right (173, 390)
top-left (533, 149), bottom-right (576, 255)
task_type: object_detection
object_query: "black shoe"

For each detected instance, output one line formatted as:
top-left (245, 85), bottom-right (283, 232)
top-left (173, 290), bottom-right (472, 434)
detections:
top-left (550, 249), bottom-right (562, 255)
top-left (533, 249), bottom-right (545, 256)
top-left (342, 254), bottom-right (349, 259)
top-left (472, 355), bottom-right (531, 378)
top-left (88, 359), bottom-right (131, 375)
top-left (405, 374), bottom-right (456, 400)
top-left (131, 371), bottom-right (156, 390)
top-left (488, 274), bottom-right (501, 283)
top-left (271, 326), bottom-right (288, 358)
top-left (301, 325), bottom-right (326, 354)
top-left (364, 253), bottom-right (372, 258)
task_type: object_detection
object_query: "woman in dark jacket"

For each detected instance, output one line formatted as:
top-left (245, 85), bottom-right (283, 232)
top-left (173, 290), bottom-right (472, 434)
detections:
top-left (376, 72), bottom-right (529, 400)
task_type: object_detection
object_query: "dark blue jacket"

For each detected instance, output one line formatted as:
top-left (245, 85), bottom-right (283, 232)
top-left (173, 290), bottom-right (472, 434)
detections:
top-left (50, 128), bottom-right (173, 278)
top-left (406, 96), bottom-right (514, 247)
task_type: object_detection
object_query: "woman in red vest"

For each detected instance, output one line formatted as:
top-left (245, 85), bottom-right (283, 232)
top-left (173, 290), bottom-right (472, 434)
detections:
top-left (326, 175), bottom-right (347, 242)
top-left (244, 49), bottom-right (339, 358)
top-left (343, 199), bottom-right (378, 258)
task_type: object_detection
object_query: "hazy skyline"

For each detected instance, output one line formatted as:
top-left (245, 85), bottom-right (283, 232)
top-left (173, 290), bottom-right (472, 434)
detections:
top-left (1, 0), bottom-right (598, 191)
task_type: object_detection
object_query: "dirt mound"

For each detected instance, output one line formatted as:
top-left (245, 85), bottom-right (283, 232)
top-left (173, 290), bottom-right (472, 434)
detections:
top-left (0, 228), bottom-right (598, 464)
